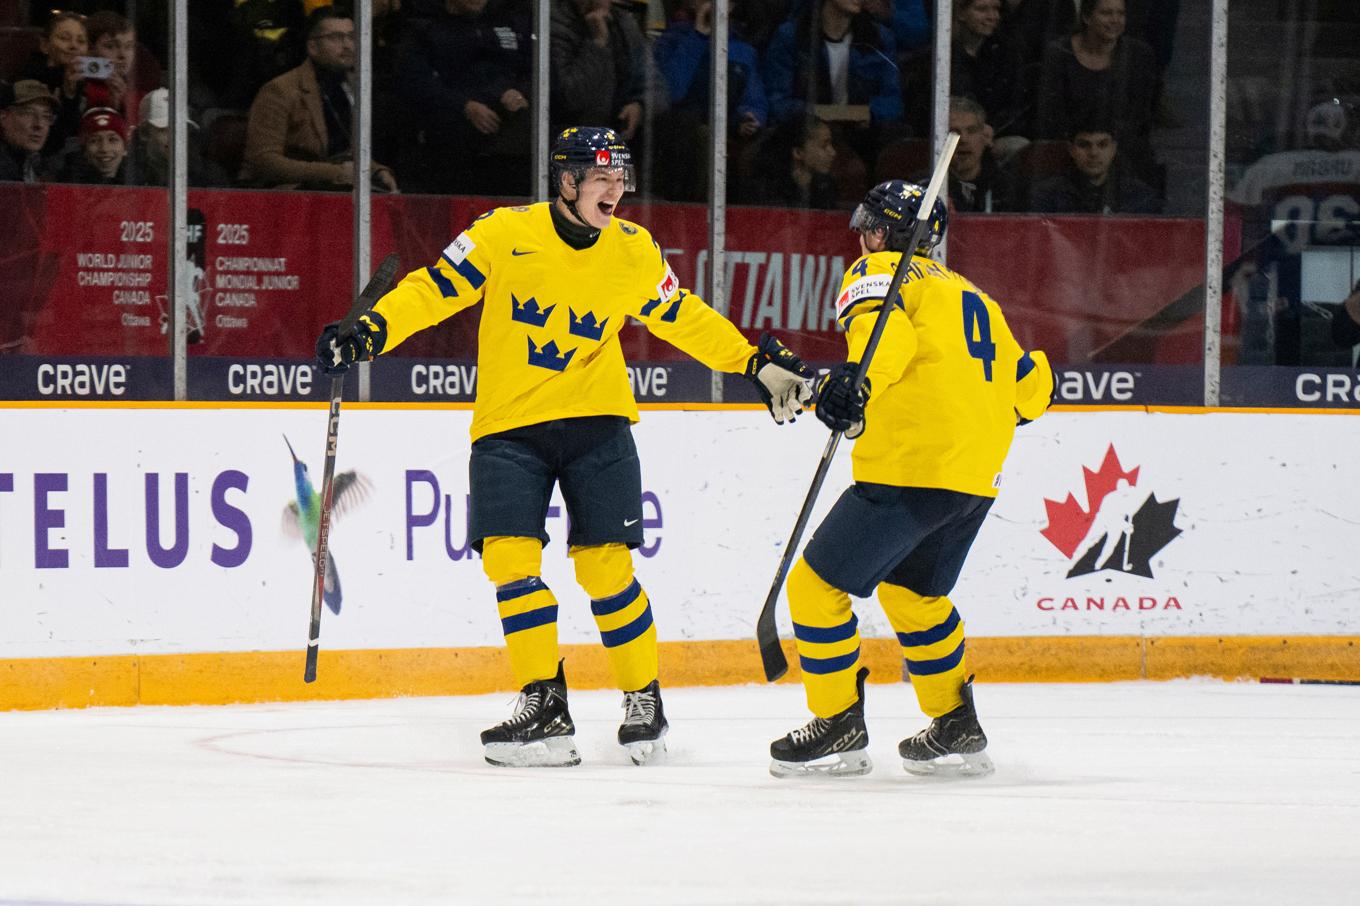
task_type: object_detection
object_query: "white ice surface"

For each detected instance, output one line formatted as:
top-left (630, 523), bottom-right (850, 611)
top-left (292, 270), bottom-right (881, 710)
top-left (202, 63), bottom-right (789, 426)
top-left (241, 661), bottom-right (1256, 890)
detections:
top-left (2, 680), bottom-right (1358, 905)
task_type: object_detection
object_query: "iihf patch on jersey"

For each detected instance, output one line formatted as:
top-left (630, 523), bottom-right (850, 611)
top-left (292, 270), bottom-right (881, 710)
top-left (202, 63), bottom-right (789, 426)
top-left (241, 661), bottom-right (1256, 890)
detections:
top-left (444, 233), bottom-right (475, 265)
top-left (835, 275), bottom-right (893, 315)
top-left (656, 264), bottom-right (679, 302)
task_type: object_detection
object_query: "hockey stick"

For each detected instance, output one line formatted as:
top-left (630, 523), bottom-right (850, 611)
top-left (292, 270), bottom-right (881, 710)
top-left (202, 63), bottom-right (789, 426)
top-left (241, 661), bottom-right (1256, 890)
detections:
top-left (304, 252), bottom-right (401, 683)
top-left (756, 133), bottom-right (960, 682)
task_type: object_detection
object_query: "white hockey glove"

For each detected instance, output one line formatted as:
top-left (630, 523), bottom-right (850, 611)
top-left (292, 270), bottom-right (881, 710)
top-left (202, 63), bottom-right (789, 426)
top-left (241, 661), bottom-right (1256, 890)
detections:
top-left (745, 332), bottom-right (814, 424)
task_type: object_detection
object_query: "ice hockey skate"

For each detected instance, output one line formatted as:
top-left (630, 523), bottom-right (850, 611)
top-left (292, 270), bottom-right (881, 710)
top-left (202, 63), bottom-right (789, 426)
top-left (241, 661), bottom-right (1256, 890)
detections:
top-left (898, 675), bottom-right (994, 778)
top-left (481, 661), bottom-right (580, 767)
top-left (769, 667), bottom-right (872, 778)
top-left (618, 679), bottom-right (668, 765)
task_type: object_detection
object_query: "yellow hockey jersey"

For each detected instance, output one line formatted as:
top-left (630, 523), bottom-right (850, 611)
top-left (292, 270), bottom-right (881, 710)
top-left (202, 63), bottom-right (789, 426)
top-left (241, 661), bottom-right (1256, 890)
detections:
top-left (833, 251), bottom-right (1054, 497)
top-left (370, 203), bottom-right (756, 440)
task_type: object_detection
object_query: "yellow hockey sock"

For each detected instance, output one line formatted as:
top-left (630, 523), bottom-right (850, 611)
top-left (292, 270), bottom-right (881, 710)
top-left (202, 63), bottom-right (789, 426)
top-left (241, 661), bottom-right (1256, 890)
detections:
top-left (571, 544), bottom-right (657, 692)
top-left (787, 558), bottom-right (862, 718)
top-left (878, 582), bottom-right (968, 718)
top-left (483, 535), bottom-right (559, 687)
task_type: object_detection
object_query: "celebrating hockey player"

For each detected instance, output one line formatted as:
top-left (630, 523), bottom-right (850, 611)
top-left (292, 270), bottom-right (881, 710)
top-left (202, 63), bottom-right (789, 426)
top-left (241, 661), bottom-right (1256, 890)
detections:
top-left (315, 126), bottom-right (814, 768)
top-left (768, 180), bottom-right (1054, 779)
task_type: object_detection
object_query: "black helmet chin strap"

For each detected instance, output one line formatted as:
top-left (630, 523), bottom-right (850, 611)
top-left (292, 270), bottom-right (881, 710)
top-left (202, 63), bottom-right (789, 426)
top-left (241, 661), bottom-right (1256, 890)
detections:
top-left (552, 173), bottom-right (603, 250)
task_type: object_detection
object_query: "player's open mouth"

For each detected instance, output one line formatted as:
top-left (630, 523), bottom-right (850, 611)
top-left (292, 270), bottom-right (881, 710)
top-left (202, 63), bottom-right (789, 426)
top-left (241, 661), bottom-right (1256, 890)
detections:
top-left (598, 202), bottom-right (616, 217)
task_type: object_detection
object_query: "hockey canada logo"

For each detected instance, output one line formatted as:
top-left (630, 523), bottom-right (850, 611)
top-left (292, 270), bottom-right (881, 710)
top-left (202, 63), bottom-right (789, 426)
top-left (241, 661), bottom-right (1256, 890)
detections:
top-left (1040, 445), bottom-right (1181, 578)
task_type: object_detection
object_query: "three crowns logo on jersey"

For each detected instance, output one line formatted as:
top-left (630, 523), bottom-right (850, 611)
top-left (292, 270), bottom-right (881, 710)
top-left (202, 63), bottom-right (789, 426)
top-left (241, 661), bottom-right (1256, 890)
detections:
top-left (1040, 445), bottom-right (1182, 579)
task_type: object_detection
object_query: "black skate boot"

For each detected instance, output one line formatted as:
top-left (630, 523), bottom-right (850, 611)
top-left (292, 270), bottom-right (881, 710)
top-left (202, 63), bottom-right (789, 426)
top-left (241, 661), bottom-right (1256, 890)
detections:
top-left (898, 674), bottom-right (993, 778)
top-left (480, 661), bottom-right (580, 767)
top-left (769, 667), bottom-right (872, 778)
top-left (618, 679), bottom-right (669, 765)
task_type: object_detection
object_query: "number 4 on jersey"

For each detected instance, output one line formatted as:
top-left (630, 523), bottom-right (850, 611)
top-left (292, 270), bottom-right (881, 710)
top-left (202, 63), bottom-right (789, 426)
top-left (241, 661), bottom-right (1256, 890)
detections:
top-left (962, 291), bottom-right (995, 381)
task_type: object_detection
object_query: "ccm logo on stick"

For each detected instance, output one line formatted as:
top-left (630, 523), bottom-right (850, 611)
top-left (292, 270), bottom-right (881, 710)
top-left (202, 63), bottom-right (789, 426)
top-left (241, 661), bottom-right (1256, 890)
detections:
top-left (37, 363), bottom-right (128, 396)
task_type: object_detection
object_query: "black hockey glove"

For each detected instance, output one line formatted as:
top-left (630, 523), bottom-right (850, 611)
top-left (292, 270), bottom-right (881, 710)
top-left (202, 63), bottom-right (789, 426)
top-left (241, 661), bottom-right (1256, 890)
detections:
top-left (315, 316), bottom-right (384, 375)
top-left (815, 362), bottom-right (870, 438)
top-left (745, 332), bottom-right (814, 424)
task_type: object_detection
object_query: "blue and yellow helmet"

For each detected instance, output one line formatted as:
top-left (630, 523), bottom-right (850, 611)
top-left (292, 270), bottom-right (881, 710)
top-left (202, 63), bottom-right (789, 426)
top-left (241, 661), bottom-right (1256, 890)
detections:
top-left (850, 179), bottom-right (948, 254)
top-left (550, 126), bottom-right (636, 194)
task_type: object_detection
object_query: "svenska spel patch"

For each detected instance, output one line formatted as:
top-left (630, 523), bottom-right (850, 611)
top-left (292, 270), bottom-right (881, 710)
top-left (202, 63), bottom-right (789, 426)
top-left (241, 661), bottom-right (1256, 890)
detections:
top-left (443, 232), bottom-right (475, 265)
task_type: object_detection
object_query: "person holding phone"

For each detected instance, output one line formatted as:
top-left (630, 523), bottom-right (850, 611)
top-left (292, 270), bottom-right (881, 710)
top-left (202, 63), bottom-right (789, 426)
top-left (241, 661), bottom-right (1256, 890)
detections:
top-left (81, 11), bottom-right (142, 129)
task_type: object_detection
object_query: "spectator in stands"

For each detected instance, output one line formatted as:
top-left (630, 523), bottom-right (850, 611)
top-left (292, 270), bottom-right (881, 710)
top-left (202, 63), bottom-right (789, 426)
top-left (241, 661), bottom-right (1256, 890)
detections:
top-left (240, 8), bottom-right (399, 192)
top-left (18, 11), bottom-right (87, 153)
top-left (0, 80), bottom-right (59, 183)
top-left (1034, 0), bottom-right (1159, 186)
top-left (943, 96), bottom-right (1018, 212)
top-left (863, 0), bottom-right (929, 58)
top-left (126, 88), bottom-right (229, 188)
top-left (61, 106), bottom-right (129, 184)
top-left (221, 0), bottom-right (310, 110)
top-left (763, 0), bottom-right (903, 127)
top-left (654, 0), bottom-right (768, 137)
top-left (952, 0), bottom-right (1025, 146)
top-left (82, 11), bottom-right (142, 129)
top-left (651, 0), bottom-right (769, 199)
top-left (395, 0), bottom-right (532, 195)
top-left (550, 0), bottom-right (666, 141)
top-left (741, 115), bottom-right (838, 208)
top-left (1030, 121), bottom-right (1161, 214)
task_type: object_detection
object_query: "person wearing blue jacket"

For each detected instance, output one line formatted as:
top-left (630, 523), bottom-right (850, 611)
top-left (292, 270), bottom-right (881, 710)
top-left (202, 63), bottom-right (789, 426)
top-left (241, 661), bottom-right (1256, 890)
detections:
top-left (653, 0), bottom-right (768, 137)
top-left (762, 0), bottom-right (903, 126)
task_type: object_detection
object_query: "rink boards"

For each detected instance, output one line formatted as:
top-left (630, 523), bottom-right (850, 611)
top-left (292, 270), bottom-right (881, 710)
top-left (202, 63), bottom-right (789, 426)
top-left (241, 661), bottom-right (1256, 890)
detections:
top-left (1, 404), bottom-right (1358, 708)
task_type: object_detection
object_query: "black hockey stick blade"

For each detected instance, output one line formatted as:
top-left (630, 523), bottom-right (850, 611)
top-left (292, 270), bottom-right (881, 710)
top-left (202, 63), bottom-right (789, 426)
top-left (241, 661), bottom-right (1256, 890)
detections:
top-left (753, 135), bottom-right (959, 683)
top-left (338, 252), bottom-right (401, 337)
top-left (304, 254), bottom-right (401, 684)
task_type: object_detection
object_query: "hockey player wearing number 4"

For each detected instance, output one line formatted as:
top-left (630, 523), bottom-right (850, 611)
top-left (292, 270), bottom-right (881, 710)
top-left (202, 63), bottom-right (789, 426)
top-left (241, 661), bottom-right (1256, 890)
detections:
top-left (769, 180), bottom-right (1056, 779)
top-left (315, 126), bottom-right (815, 768)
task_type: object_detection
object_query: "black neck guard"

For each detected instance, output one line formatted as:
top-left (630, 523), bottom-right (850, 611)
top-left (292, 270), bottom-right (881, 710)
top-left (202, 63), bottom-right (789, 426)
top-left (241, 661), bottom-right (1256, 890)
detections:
top-left (551, 198), bottom-right (602, 250)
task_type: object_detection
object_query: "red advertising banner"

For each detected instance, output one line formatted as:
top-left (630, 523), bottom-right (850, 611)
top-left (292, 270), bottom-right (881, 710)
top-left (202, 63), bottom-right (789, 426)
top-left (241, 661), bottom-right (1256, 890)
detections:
top-left (0, 184), bottom-right (1207, 365)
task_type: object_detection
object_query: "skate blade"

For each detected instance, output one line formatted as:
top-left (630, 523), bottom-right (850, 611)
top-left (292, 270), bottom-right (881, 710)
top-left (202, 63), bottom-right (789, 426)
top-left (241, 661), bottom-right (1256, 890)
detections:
top-left (624, 732), bottom-right (668, 766)
top-left (484, 736), bottom-right (580, 768)
top-left (901, 750), bottom-right (994, 778)
top-left (769, 750), bottom-right (873, 779)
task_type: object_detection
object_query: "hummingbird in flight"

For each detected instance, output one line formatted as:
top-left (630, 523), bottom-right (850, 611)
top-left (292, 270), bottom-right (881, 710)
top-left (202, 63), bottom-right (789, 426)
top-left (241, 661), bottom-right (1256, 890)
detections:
top-left (282, 435), bottom-right (371, 615)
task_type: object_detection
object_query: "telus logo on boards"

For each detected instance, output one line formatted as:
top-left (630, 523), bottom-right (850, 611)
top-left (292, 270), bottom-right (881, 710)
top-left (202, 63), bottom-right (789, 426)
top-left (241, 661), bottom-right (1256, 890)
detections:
top-left (0, 471), bottom-right (251, 569)
top-left (1034, 445), bottom-right (1184, 614)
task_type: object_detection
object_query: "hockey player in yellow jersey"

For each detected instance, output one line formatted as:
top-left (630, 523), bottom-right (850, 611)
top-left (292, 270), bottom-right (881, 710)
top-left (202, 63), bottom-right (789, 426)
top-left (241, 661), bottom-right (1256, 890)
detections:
top-left (769, 179), bottom-right (1055, 779)
top-left (316, 126), bottom-right (814, 768)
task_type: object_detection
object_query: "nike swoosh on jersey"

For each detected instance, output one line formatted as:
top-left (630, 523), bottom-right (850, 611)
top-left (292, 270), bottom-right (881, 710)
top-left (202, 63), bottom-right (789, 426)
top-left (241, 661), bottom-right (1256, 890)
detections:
top-left (624, 518), bottom-right (640, 526)
top-left (511, 248), bottom-right (536, 256)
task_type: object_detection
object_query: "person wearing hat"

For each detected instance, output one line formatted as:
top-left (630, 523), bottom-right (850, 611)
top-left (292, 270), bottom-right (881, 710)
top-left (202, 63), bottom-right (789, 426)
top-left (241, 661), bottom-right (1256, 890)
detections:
top-left (127, 88), bottom-right (228, 187)
top-left (0, 80), bottom-right (60, 183)
top-left (62, 106), bottom-right (129, 184)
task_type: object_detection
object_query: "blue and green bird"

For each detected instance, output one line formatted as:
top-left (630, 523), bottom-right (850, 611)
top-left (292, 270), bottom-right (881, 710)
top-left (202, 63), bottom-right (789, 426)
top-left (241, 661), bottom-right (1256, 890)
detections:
top-left (282, 435), bottom-right (371, 615)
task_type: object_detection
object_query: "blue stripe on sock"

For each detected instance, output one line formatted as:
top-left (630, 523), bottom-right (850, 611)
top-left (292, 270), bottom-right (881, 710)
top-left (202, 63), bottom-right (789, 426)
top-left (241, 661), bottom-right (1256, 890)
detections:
top-left (799, 646), bottom-right (861, 676)
top-left (426, 265), bottom-right (458, 298)
top-left (895, 608), bottom-right (961, 648)
top-left (905, 640), bottom-right (965, 676)
top-left (496, 577), bottom-right (547, 602)
top-left (599, 603), bottom-right (653, 648)
top-left (500, 604), bottom-right (558, 636)
top-left (793, 614), bottom-right (859, 644)
top-left (590, 579), bottom-right (641, 617)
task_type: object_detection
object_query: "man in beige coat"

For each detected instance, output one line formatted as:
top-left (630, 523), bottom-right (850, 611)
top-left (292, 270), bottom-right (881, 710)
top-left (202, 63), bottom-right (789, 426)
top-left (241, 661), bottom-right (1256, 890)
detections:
top-left (241, 8), bottom-right (398, 191)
